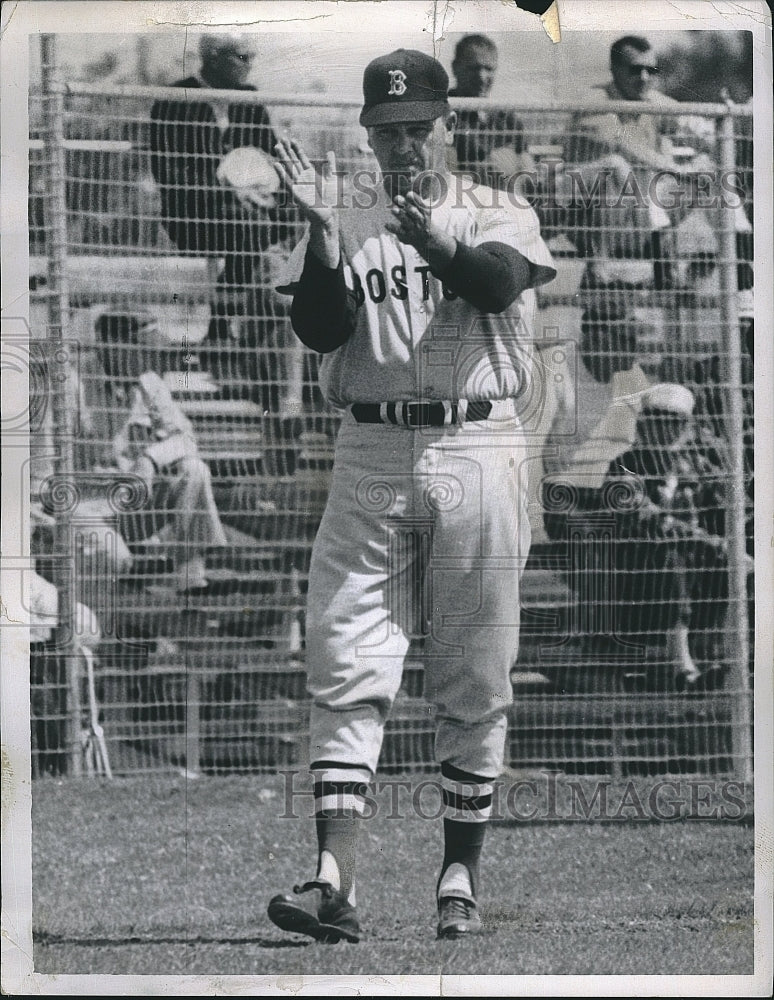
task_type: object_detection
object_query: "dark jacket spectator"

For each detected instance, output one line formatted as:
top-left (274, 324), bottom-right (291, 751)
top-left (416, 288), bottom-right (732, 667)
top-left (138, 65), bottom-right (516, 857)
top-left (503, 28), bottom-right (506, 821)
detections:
top-left (603, 383), bottom-right (729, 685)
top-left (150, 76), bottom-right (278, 257)
top-left (149, 34), bottom-right (294, 402)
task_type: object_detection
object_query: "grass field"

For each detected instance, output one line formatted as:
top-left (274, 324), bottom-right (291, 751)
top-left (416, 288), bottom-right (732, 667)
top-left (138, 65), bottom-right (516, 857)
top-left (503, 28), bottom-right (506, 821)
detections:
top-left (31, 773), bottom-right (754, 980)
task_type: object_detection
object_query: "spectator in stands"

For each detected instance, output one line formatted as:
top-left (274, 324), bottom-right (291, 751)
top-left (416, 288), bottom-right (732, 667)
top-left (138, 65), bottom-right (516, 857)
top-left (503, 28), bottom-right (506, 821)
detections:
top-left (149, 33), bottom-right (293, 401)
top-left (542, 301), bottom-right (652, 537)
top-left (30, 342), bottom-right (135, 628)
top-left (603, 383), bottom-right (729, 687)
top-left (565, 34), bottom-right (728, 295)
top-left (539, 305), bottom-right (652, 646)
top-left (447, 34), bottom-right (535, 192)
top-left (95, 314), bottom-right (228, 594)
top-left (29, 569), bottom-right (102, 775)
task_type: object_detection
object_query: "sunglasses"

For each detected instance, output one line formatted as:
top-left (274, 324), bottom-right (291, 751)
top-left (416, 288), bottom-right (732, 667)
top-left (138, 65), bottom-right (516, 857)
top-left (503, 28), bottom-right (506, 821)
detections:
top-left (219, 50), bottom-right (253, 63)
top-left (625, 64), bottom-right (660, 77)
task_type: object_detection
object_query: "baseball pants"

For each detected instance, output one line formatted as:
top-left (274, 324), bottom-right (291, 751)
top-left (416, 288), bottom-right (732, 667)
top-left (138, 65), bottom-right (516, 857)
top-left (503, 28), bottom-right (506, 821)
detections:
top-left (305, 402), bottom-right (531, 780)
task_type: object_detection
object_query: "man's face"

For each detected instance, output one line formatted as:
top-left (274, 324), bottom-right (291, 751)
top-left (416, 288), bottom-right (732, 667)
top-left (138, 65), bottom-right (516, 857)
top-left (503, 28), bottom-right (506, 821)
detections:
top-left (452, 44), bottom-right (498, 98)
top-left (611, 45), bottom-right (659, 101)
top-left (201, 43), bottom-right (254, 88)
top-left (367, 114), bottom-right (455, 198)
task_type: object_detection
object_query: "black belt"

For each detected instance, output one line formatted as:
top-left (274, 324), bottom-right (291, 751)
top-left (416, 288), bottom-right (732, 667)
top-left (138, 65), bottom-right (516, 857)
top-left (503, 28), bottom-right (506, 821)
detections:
top-left (350, 400), bottom-right (492, 428)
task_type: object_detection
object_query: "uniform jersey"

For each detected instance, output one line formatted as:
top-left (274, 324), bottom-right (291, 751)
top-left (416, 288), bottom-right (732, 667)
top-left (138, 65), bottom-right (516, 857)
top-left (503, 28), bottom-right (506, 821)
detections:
top-left (281, 177), bottom-right (555, 409)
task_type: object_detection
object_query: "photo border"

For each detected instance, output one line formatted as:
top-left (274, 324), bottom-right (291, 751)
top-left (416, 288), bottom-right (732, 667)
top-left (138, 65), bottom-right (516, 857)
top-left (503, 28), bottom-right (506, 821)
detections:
top-left (2, 2), bottom-right (771, 995)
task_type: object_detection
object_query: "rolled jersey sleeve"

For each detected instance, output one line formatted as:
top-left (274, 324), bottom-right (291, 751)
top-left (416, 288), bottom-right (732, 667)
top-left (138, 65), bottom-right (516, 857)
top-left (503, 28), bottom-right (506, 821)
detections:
top-left (473, 205), bottom-right (557, 290)
top-left (277, 232), bottom-right (357, 353)
top-left (434, 242), bottom-right (531, 314)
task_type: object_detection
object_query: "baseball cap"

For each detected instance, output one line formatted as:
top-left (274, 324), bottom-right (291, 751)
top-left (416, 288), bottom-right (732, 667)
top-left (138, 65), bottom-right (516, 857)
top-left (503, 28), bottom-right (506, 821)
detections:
top-left (360, 49), bottom-right (449, 127)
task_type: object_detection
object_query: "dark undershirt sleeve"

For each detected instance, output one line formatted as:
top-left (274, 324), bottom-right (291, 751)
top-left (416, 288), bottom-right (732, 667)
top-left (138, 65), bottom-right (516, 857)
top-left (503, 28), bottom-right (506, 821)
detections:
top-left (290, 247), bottom-right (357, 354)
top-left (431, 241), bottom-right (532, 313)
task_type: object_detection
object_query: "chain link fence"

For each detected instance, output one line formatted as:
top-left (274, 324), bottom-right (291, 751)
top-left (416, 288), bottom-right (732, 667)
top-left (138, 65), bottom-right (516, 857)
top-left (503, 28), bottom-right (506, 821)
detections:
top-left (28, 37), bottom-right (754, 782)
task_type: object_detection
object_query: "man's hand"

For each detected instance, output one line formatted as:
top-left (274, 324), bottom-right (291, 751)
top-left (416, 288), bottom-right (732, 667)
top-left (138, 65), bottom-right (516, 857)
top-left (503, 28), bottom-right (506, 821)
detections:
top-left (386, 191), bottom-right (456, 267)
top-left (667, 150), bottom-right (717, 180)
top-left (386, 191), bottom-right (431, 249)
top-left (274, 138), bottom-right (340, 267)
top-left (274, 138), bottom-right (338, 228)
top-left (231, 186), bottom-right (277, 214)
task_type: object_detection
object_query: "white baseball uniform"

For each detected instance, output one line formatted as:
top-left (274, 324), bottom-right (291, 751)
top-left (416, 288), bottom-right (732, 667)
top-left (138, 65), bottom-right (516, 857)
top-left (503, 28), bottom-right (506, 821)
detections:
top-left (281, 177), bottom-right (555, 779)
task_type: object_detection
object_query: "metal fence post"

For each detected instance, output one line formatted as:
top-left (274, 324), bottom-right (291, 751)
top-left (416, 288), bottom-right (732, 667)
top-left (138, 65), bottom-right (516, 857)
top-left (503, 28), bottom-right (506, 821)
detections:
top-left (41, 35), bottom-right (81, 775)
top-left (716, 104), bottom-right (753, 785)
top-left (185, 670), bottom-right (202, 777)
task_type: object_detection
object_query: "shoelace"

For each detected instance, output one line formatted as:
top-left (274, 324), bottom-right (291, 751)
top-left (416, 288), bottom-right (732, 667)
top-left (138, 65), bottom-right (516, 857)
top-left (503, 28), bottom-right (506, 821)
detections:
top-left (441, 896), bottom-right (473, 919)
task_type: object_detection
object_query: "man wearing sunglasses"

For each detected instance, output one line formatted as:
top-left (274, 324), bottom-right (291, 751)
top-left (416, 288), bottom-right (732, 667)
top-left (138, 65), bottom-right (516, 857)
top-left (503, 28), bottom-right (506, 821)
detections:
top-left (570, 36), bottom-right (696, 171)
top-left (609, 35), bottom-right (662, 104)
top-left (565, 35), bottom-right (723, 295)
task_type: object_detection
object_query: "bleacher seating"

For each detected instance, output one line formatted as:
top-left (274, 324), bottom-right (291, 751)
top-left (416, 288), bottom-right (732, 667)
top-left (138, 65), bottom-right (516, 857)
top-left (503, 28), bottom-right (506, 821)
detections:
top-left (29, 235), bottom-right (741, 777)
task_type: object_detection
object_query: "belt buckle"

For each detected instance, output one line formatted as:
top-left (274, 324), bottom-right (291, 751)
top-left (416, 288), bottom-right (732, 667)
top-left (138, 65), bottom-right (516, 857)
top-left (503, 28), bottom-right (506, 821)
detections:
top-left (406, 401), bottom-right (444, 428)
top-left (405, 402), bottom-right (425, 428)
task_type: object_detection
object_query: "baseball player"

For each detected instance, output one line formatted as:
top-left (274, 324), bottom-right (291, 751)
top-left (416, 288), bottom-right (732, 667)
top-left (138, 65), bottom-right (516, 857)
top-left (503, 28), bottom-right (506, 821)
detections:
top-left (267, 49), bottom-right (555, 942)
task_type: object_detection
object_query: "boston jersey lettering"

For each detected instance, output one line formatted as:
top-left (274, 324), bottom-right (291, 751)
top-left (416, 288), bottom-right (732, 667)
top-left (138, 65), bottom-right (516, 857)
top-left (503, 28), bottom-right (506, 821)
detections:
top-left (348, 264), bottom-right (458, 305)
top-left (279, 178), bottom-right (555, 406)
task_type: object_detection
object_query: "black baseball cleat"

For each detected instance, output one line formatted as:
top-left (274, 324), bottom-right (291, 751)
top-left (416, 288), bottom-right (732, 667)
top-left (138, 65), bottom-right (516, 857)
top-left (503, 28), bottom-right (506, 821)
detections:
top-left (437, 894), bottom-right (484, 939)
top-left (267, 880), bottom-right (360, 944)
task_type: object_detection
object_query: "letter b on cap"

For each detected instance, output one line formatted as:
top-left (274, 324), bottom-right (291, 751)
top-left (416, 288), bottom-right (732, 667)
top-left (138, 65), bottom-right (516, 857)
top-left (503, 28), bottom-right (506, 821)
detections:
top-left (388, 69), bottom-right (407, 96)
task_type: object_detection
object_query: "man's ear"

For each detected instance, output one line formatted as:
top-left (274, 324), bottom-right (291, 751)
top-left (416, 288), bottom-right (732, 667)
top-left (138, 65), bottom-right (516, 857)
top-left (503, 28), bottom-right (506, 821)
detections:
top-left (444, 111), bottom-right (457, 145)
top-left (366, 128), bottom-right (374, 151)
